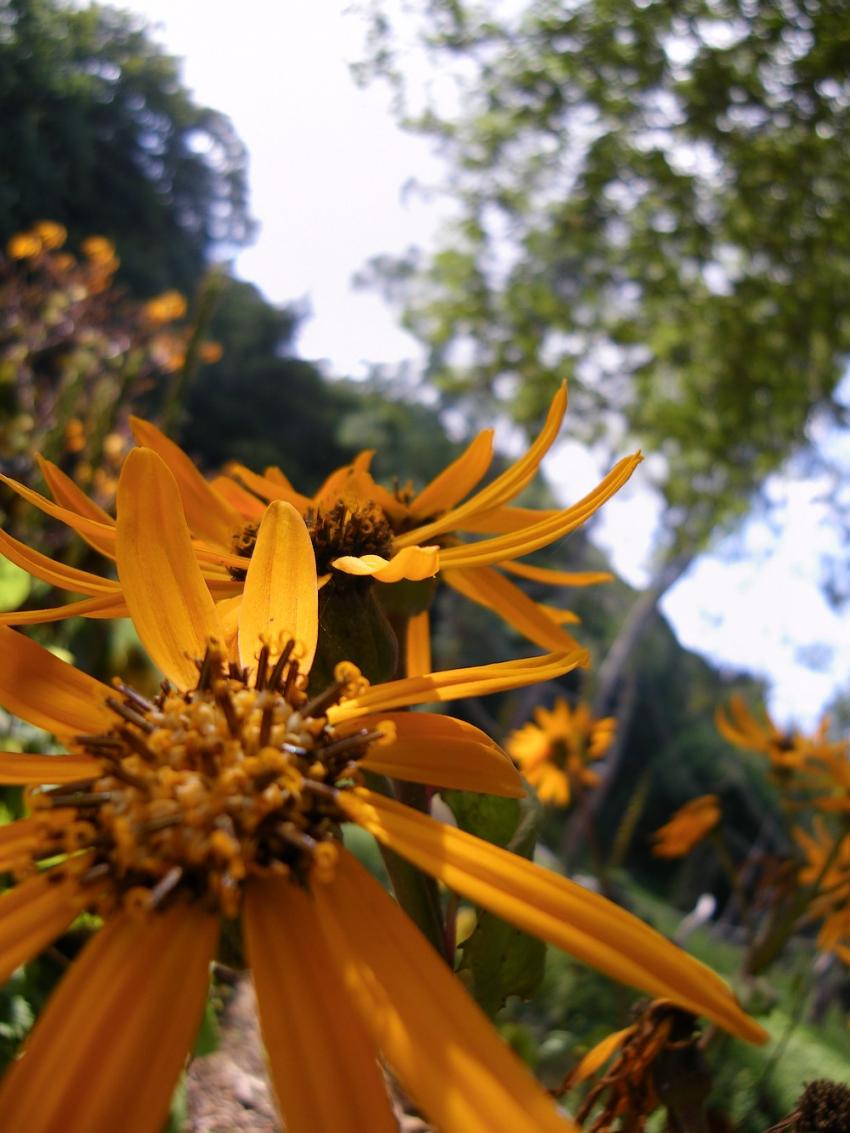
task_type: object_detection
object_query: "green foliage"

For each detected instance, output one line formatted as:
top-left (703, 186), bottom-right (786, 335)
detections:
top-left (0, 0), bottom-right (253, 294)
top-left (357, 0), bottom-right (850, 555)
top-left (445, 789), bottom-right (548, 1015)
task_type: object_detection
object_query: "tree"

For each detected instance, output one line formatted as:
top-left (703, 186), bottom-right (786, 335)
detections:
top-left (355, 0), bottom-right (850, 725)
top-left (0, 0), bottom-right (253, 294)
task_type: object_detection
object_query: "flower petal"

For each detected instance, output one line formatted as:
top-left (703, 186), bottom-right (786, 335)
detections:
top-left (243, 877), bottom-right (397, 1133)
top-left (35, 455), bottom-right (114, 525)
top-left (116, 448), bottom-right (221, 687)
top-left (0, 903), bottom-right (218, 1133)
top-left (0, 474), bottom-right (116, 557)
top-left (313, 849), bottom-right (578, 1133)
top-left (565, 1026), bottom-right (636, 1085)
top-left (0, 751), bottom-right (100, 784)
top-left (332, 545), bottom-right (440, 583)
top-left (0, 627), bottom-right (114, 736)
top-left (396, 383), bottom-right (568, 547)
top-left (238, 500), bottom-right (318, 673)
top-left (444, 565), bottom-right (583, 653)
top-left (503, 562), bottom-right (614, 587)
top-left (130, 416), bottom-right (243, 548)
top-left (338, 789), bottom-right (768, 1045)
top-left (0, 527), bottom-right (118, 596)
top-left (409, 428), bottom-right (494, 519)
top-left (227, 462), bottom-right (312, 511)
top-left (437, 453), bottom-right (642, 569)
top-left (329, 650), bottom-right (588, 723)
top-left (0, 593), bottom-right (129, 626)
top-left (454, 505), bottom-right (561, 534)
top-left (356, 711), bottom-right (524, 797)
top-left (405, 609), bottom-right (431, 677)
top-left (208, 474), bottom-right (266, 519)
top-left (0, 871), bottom-right (86, 985)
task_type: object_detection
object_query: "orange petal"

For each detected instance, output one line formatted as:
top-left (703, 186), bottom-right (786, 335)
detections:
top-left (0, 751), bottom-right (101, 784)
top-left (313, 849), bottom-right (578, 1133)
top-left (0, 474), bottom-right (116, 557)
top-left (0, 627), bottom-right (114, 736)
top-left (0, 592), bottom-right (129, 626)
top-left (332, 545), bottom-right (440, 583)
top-left (238, 500), bottom-right (318, 673)
top-left (0, 871), bottom-right (87, 986)
top-left (116, 448), bottom-right (221, 687)
top-left (455, 505), bottom-right (561, 534)
top-left (0, 526), bottom-right (119, 595)
top-left (396, 383), bottom-right (568, 547)
top-left (566, 1027), bottom-right (636, 1085)
top-left (130, 416), bottom-right (242, 547)
top-left (243, 877), bottom-right (397, 1133)
top-left (502, 561), bottom-right (614, 587)
top-left (437, 453), bottom-right (642, 569)
top-left (409, 428), bottom-right (494, 519)
top-left (208, 474), bottom-right (267, 519)
top-left (338, 789), bottom-right (768, 1045)
top-left (444, 565), bottom-right (583, 653)
top-left (329, 650), bottom-right (588, 723)
top-left (227, 462), bottom-right (312, 511)
top-left (36, 455), bottom-right (114, 525)
top-left (0, 903), bottom-right (218, 1133)
top-left (405, 609), bottom-right (431, 677)
top-left (356, 711), bottom-right (524, 797)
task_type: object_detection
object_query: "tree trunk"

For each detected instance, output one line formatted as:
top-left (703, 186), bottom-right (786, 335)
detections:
top-left (563, 552), bottom-right (693, 865)
top-left (592, 552), bottom-right (694, 718)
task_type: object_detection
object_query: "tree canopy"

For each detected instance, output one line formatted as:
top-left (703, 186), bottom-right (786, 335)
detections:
top-left (0, 0), bottom-right (254, 294)
top-left (357, 0), bottom-right (850, 557)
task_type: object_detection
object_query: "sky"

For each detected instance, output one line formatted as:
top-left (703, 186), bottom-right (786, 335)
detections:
top-left (123, 0), bottom-right (850, 727)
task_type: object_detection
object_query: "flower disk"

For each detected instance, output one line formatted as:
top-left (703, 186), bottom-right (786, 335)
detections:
top-left (25, 642), bottom-right (377, 920)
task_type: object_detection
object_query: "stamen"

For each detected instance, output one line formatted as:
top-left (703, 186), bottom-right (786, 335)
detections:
top-left (268, 640), bottom-right (296, 691)
top-left (45, 790), bottom-right (113, 808)
top-left (215, 685), bottom-right (242, 738)
top-left (302, 680), bottom-right (345, 718)
top-left (149, 866), bottom-right (184, 908)
top-left (106, 696), bottom-right (154, 733)
top-left (112, 681), bottom-right (155, 712)
top-left (255, 644), bottom-right (270, 691)
top-left (116, 726), bottom-right (156, 763)
top-left (320, 729), bottom-right (383, 759)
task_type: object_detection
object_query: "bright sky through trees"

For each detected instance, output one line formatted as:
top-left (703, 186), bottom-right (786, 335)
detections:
top-left (122, 0), bottom-right (850, 726)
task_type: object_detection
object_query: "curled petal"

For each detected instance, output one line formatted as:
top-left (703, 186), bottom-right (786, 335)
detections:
top-left (332, 545), bottom-right (440, 583)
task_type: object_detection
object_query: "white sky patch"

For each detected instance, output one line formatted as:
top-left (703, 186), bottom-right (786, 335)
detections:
top-left (122, 1), bottom-right (850, 728)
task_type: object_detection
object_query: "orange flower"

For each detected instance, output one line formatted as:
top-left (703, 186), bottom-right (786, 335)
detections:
top-left (506, 698), bottom-right (615, 806)
top-left (0, 450), bottom-right (764, 1131)
top-left (651, 796), bottom-right (721, 859)
top-left (0, 385), bottom-right (637, 675)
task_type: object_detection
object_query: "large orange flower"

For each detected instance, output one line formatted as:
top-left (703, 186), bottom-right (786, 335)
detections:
top-left (0, 384), bottom-right (639, 673)
top-left (0, 450), bottom-right (764, 1132)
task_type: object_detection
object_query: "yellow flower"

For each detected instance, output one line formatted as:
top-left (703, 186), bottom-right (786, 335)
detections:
top-left (6, 231), bottom-right (42, 259)
top-left (0, 451), bottom-right (764, 1132)
top-left (651, 796), bottom-right (721, 859)
top-left (506, 698), bottom-right (615, 806)
top-left (142, 289), bottom-right (187, 325)
top-left (794, 818), bottom-right (850, 918)
top-left (32, 220), bottom-right (67, 250)
top-left (0, 384), bottom-right (639, 675)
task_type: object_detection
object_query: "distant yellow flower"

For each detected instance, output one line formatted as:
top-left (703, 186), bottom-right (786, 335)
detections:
top-left (142, 289), bottom-right (187, 325)
top-left (80, 235), bottom-right (117, 265)
top-left (6, 231), bottom-right (42, 259)
top-left (0, 385), bottom-right (639, 675)
top-left (794, 818), bottom-right (850, 917)
top-left (506, 698), bottom-right (615, 806)
top-left (651, 796), bottom-right (721, 859)
top-left (0, 450), bottom-right (764, 1132)
top-left (32, 220), bottom-right (67, 250)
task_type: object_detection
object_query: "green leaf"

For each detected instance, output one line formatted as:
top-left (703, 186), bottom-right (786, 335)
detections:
top-left (444, 787), bottom-right (547, 1016)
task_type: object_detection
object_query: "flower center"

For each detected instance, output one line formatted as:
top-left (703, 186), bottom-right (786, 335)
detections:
top-left (229, 500), bottom-right (395, 582)
top-left (25, 643), bottom-right (379, 918)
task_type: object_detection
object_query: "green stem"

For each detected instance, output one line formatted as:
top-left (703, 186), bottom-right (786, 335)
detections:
top-left (159, 269), bottom-right (225, 437)
top-left (364, 772), bottom-right (449, 961)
